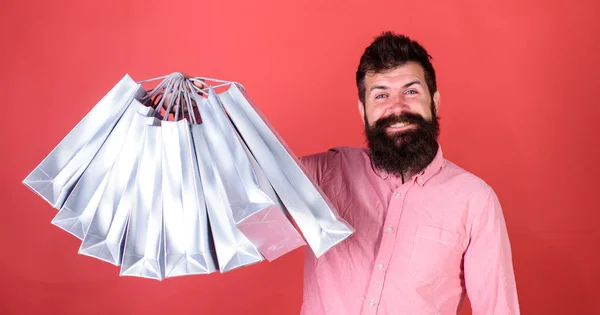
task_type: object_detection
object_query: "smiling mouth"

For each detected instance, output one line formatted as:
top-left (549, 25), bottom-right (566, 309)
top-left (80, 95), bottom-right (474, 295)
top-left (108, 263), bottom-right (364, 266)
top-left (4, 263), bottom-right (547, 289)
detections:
top-left (389, 122), bottom-right (409, 128)
top-left (384, 121), bottom-right (417, 134)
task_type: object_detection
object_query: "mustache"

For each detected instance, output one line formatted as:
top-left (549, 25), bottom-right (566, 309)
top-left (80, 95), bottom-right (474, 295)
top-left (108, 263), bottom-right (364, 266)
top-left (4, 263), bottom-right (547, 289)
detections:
top-left (374, 112), bottom-right (429, 129)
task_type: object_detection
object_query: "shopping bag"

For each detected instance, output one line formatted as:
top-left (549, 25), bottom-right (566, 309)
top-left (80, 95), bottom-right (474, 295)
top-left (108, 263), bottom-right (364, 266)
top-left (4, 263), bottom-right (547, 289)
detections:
top-left (78, 108), bottom-right (160, 265)
top-left (51, 99), bottom-right (153, 240)
top-left (23, 74), bottom-right (144, 209)
top-left (161, 117), bottom-right (218, 277)
top-left (217, 83), bottom-right (354, 258)
top-left (236, 127), bottom-right (307, 261)
top-left (120, 124), bottom-right (165, 280)
top-left (190, 121), bottom-right (264, 273)
top-left (202, 87), bottom-right (306, 261)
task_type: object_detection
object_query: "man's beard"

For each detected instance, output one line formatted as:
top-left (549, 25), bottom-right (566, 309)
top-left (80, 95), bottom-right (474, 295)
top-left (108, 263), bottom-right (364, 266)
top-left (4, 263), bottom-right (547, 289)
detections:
top-left (365, 108), bottom-right (440, 178)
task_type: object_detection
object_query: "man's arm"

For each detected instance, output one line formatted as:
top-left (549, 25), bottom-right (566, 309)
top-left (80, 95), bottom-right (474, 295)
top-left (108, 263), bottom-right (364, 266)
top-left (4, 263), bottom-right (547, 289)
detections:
top-left (463, 189), bottom-right (520, 314)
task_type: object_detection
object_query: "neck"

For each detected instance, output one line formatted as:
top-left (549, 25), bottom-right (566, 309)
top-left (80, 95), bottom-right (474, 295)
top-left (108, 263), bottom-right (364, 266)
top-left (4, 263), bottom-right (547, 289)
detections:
top-left (401, 172), bottom-right (416, 184)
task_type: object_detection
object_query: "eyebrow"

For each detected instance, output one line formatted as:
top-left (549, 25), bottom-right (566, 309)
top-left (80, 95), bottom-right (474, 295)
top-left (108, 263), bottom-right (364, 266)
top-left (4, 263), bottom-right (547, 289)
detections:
top-left (369, 80), bottom-right (422, 93)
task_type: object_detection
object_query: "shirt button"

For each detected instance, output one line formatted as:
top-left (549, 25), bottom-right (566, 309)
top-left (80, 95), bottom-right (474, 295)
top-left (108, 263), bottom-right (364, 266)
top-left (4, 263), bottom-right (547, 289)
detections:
top-left (418, 178), bottom-right (424, 185)
top-left (395, 191), bottom-right (401, 198)
top-left (378, 263), bottom-right (384, 270)
top-left (386, 225), bottom-right (393, 232)
top-left (369, 300), bottom-right (376, 307)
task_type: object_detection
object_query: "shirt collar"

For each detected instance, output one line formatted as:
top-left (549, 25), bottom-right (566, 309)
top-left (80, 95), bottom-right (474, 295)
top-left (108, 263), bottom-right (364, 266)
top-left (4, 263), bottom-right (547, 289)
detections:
top-left (371, 144), bottom-right (445, 190)
top-left (414, 144), bottom-right (444, 186)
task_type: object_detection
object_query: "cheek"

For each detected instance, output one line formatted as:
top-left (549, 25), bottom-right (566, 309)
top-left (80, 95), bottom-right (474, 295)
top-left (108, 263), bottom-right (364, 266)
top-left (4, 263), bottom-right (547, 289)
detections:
top-left (412, 101), bottom-right (433, 119)
top-left (421, 108), bottom-right (433, 120)
top-left (366, 105), bottom-right (387, 125)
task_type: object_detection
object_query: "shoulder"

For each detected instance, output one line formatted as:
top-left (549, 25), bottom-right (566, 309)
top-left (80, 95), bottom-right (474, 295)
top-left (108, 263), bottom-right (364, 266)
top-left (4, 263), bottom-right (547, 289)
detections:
top-left (441, 159), bottom-right (503, 227)
top-left (441, 159), bottom-right (494, 195)
top-left (300, 146), bottom-right (368, 166)
top-left (300, 146), bottom-right (368, 184)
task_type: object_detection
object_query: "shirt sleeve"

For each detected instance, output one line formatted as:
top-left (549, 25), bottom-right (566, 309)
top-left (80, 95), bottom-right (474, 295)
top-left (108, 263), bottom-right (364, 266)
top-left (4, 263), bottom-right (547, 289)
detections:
top-left (464, 188), bottom-right (521, 315)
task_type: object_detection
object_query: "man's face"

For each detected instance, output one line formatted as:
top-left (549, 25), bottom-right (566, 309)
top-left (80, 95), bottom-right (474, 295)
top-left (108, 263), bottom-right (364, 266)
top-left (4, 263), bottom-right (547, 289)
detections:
top-left (360, 62), bottom-right (438, 130)
top-left (359, 62), bottom-right (441, 177)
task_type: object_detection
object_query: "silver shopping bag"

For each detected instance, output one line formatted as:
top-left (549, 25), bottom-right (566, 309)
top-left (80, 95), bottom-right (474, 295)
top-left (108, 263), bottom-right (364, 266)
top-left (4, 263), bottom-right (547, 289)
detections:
top-left (190, 122), bottom-right (264, 273)
top-left (237, 128), bottom-right (307, 261)
top-left (78, 108), bottom-right (160, 265)
top-left (23, 74), bottom-right (144, 209)
top-left (217, 83), bottom-right (354, 258)
top-left (201, 88), bottom-right (306, 261)
top-left (51, 100), bottom-right (153, 240)
top-left (161, 118), bottom-right (218, 277)
top-left (120, 124), bottom-right (165, 280)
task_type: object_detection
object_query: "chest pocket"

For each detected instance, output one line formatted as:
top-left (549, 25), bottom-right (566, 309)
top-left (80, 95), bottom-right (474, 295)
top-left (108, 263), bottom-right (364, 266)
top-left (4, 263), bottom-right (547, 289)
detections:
top-left (406, 224), bottom-right (464, 284)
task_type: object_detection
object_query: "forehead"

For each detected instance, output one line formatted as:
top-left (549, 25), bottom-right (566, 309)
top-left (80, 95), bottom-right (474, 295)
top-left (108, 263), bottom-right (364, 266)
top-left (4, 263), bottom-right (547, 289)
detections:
top-left (365, 62), bottom-right (426, 86)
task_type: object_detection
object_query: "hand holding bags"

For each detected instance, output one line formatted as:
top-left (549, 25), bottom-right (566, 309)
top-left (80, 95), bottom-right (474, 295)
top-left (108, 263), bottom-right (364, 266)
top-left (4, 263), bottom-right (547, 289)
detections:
top-left (23, 72), bottom-right (354, 280)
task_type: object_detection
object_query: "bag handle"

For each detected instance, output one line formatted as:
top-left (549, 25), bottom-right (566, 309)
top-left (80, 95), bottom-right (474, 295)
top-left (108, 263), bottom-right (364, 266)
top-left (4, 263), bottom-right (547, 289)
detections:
top-left (155, 74), bottom-right (180, 120)
top-left (140, 74), bottom-right (177, 105)
top-left (184, 80), bottom-right (200, 125)
top-left (137, 72), bottom-right (248, 123)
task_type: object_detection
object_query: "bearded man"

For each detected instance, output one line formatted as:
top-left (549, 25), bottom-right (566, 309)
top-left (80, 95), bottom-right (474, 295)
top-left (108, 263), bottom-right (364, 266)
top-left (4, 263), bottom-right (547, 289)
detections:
top-left (298, 31), bottom-right (520, 315)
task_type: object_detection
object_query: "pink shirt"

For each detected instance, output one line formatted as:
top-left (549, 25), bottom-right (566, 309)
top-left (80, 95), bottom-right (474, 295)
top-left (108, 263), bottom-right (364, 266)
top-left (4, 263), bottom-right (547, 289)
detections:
top-left (299, 146), bottom-right (519, 315)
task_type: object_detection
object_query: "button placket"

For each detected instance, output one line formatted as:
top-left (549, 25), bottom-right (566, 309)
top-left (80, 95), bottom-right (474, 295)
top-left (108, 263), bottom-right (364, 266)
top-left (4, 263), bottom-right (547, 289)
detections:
top-left (364, 184), bottom-right (411, 314)
top-left (366, 186), bottom-right (409, 312)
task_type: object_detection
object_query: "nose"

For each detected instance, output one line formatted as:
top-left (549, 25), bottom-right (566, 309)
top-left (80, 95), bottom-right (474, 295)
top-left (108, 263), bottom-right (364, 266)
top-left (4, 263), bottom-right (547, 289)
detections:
top-left (387, 92), bottom-right (408, 115)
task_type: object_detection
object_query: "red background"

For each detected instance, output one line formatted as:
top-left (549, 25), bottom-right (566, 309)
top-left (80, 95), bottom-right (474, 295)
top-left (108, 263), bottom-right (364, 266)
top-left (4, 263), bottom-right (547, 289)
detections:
top-left (1, 0), bottom-right (599, 314)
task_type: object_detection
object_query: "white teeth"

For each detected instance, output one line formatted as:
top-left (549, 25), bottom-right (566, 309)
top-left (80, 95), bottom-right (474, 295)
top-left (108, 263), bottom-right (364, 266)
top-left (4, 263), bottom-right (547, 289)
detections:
top-left (390, 122), bottom-right (407, 128)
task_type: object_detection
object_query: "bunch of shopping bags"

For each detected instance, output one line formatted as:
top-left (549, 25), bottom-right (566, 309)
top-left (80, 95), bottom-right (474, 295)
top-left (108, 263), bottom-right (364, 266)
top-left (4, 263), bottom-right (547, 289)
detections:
top-left (23, 73), bottom-right (354, 280)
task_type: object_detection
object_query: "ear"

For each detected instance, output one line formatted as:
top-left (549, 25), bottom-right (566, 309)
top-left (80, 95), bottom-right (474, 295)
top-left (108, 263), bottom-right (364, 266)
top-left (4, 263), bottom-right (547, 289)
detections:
top-left (358, 99), bottom-right (366, 125)
top-left (433, 90), bottom-right (441, 112)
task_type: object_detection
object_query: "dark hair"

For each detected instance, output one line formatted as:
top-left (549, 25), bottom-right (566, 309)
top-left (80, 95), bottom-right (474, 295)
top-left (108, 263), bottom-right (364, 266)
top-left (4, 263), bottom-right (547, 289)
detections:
top-left (356, 31), bottom-right (437, 104)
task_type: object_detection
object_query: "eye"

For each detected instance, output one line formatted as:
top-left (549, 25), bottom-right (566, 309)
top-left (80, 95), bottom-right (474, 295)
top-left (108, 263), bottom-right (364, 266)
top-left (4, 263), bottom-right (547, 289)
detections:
top-left (375, 94), bottom-right (388, 99)
top-left (405, 90), bottom-right (418, 95)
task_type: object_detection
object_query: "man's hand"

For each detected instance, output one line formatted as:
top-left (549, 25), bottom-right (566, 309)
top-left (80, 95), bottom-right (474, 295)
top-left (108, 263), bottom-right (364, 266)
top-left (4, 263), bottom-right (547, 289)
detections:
top-left (154, 72), bottom-right (206, 121)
